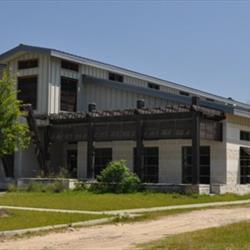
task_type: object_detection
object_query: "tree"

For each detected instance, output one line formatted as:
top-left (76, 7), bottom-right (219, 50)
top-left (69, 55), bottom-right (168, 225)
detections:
top-left (0, 70), bottom-right (30, 157)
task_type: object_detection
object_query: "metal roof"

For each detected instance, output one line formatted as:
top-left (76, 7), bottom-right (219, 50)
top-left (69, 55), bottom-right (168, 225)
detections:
top-left (1, 43), bottom-right (250, 116)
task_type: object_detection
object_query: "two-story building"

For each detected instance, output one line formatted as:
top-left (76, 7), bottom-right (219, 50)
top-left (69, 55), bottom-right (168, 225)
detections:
top-left (0, 44), bottom-right (250, 194)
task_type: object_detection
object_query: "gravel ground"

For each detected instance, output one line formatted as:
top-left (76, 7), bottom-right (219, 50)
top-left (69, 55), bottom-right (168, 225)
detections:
top-left (1, 207), bottom-right (250, 250)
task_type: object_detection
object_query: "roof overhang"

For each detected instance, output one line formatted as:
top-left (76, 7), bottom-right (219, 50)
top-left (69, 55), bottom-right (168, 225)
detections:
top-left (0, 44), bottom-right (50, 63)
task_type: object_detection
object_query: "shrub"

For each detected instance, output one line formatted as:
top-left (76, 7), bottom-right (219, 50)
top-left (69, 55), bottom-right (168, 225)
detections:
top-left (73, 181), bottom-right (87, 192)
top-left (46, 181), bottom-right (65, 193)
top-left (26, 182), bottom-right (46, 192)
top-left (7, 183), bottom-right (17, 192)
top-left (95, 160), bottom-right (140, 193)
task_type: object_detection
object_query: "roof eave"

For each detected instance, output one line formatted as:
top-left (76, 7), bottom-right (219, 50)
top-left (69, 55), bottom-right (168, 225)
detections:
top-left (0, 44), bottom-right (51, 62)
top-left (233, 109), bottom-right (250, 119)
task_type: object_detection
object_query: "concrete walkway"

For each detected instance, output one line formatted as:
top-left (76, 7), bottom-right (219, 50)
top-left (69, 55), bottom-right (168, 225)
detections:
top-left (0, 205), bottom-right (103, 215)
top-left (1, 199), bottom-right (250, 215)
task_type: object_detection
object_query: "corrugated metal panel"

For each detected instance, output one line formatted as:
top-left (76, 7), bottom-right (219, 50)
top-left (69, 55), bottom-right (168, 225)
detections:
top-left (124, 75), bottom-right (146, 87)
top-left (61, 69), bottom-right (79, 79)
top-left (81, 82), bottom-right (176, 111)
top-left (6, 52), bottom-right (50, 114)
top-left (81, 64), bottom-right (107, 78)
top-left (49, 57), bottom-right (61, 113)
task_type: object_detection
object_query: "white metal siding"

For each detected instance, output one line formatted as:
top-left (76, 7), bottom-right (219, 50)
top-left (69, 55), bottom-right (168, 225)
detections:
top-left (81, 83), bottom-right (175, 111)
top-left (7, 52), bottom-right (50, 113)
top-left (47, 55), bottom-right (182, 113)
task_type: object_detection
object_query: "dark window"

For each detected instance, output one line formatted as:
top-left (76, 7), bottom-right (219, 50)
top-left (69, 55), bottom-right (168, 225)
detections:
top-left (182, 146), bottom-right (210, 184)
top-left (67, 150), bottom-right (77, 178)
top-left (240, 147), bottom-right (250, 184)
top-left (134, 147), bottom-right (159, 183)
top-left (61, 60), bottom-right (79, 72)
top-left (2, 154), bottom-right (14, 178)
top-left (60, 77), bottom-right (78, 112)
top-left (240, 131), bottom-right (250, 141)
top-left (179, 91), bottom-right (189, 96)
top-left (94, 148), bottom-right (112, 177)
top-left (148, 82), bottom-right (160, 90)
top-left (206, 98), bottom-right (215, 102)
top-left (17, 76), bottom-right (38, 109)
top-left (18, 59), bottom-right (38, 70)
top-left (108, 72), bottom-right (123, 82)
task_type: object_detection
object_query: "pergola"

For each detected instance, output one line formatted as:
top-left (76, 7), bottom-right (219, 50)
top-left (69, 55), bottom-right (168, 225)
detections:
top-left (25, 97), bottom-right (223, 184)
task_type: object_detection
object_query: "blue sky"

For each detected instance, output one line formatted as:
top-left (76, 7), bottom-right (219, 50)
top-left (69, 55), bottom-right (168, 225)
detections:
top-left (1, 1), bottom-right (250, 103)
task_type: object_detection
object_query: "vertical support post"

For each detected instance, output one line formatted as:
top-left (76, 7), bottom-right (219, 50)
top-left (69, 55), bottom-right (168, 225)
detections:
top-left (192, 112), bottom-right (200, 184)
top-left (43, 126), bottom-right (50, 174)
top-left (87, 122), bottom-right (95, 179)
top-left (136, 119), bottom-right (144, 181)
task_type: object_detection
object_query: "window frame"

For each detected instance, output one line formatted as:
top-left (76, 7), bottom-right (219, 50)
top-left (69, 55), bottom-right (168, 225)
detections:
top-left (240, 131), bottom-right (250, 142)
top-left (17, 75), bottom-right (38, 110)
top-left (134, 147), bottom-right (159, 183)
top-left (108, 72), bottom-right (124, 83)
top-left (18, 59), bottom-right (39, 70)
top-left (182, 146), bottom-right (210, 184)
top-left (60, 76), bottom-right (78, 112)
top-left (240, 147), bottom-right (250, 184)
top-left (2, 154), bottom-right (14, 178)
top-left (61, 60), bottom-right (79, 72)
top-left (148, 82), bottom-right (160, 90)
top-left (179, 91), bottom-right (190, 96)
top-left (94, 148), bottom-right (112, 177)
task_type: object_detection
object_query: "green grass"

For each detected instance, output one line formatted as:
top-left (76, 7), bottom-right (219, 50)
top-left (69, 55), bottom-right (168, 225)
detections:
top-left (0, 209), bottom-right (108, 232)
top-left (141, 221), bottom-right (250, 250)
top-left (0, 191), bottom-right (250, 211)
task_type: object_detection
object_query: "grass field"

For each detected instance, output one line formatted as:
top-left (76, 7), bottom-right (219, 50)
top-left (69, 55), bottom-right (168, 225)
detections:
top-left (0, 209), bottom-right (108, 232)
top-left (141, 221), bottom-right (250, 250)
top-left (0, 191), bottom-right (250, 211)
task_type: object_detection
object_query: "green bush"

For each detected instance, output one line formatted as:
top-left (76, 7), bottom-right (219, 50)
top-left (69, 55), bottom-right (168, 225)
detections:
top-left (46, 181), bottom-right (65, 193)
top-left (73, 181), bottom-right (87, 192)
top-left (95, 160), bottom-right (140, 193)
top-left (26, 182), bottom-right (46, 192)
top-left (7, 183), bottom-right (17, 192)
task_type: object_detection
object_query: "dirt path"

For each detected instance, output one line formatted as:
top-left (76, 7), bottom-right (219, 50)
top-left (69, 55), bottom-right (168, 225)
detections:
top-left (1, 207), bottom-right (250, 250)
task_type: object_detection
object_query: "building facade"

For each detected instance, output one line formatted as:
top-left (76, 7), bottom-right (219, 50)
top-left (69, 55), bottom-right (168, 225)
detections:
top-left (0, 44), bottom-right (250, 194)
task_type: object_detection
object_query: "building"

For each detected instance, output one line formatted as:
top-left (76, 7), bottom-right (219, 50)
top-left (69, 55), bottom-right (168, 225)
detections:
top-left (0, 44), bottom-right (250, 194)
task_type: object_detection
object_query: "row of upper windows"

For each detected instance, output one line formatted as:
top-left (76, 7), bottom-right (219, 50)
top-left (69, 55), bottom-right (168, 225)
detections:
top-left (17, 58), bottom-right (162, 92)
top-left (17, 58), bottom-right (216, 103)
top-left (59, 60), bottom-right (215, 102)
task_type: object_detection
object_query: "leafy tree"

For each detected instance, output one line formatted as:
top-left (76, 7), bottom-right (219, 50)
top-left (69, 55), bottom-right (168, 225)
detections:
top-left (0, 70), bottom-right (30, 157)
